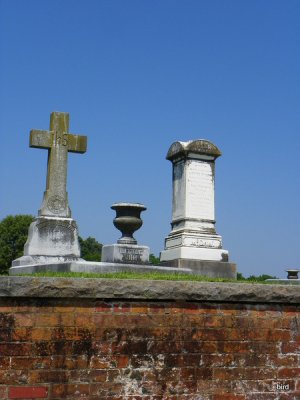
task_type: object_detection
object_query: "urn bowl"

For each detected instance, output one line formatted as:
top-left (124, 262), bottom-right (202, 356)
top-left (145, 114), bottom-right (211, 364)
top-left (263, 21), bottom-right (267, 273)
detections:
top-left (111, 202), bottom-right (147, 244)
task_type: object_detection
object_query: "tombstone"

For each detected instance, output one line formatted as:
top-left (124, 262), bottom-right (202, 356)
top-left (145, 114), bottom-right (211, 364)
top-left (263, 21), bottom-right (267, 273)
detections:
top-left (160, 140), bottom-right (236, 278)
top-left (101, 203), bottom-right (150, 264)
top-left (11, 112), bottom-right (87, 269)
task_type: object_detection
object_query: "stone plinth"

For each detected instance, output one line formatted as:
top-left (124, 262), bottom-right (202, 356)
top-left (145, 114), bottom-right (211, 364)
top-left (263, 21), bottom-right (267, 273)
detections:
top-left (160, 140), bottom-right (236, 278)
top-left (12, 216), bottom-right (82, 267)
top-left (101, 244), bottom-right (150, 264)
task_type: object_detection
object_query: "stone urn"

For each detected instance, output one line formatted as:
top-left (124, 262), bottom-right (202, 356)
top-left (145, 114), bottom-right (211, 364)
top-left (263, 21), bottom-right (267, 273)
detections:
top-left (111, 203), bottom-right (147, 245)
top-left (286, 269), bottom-right (300, 279)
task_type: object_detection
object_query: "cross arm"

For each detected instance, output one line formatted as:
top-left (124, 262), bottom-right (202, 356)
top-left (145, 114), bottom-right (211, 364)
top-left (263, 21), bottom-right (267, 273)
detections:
top-left (68, 134), bottom-right (87, 154)
top-left (30, 130), bottom-right (52, 149)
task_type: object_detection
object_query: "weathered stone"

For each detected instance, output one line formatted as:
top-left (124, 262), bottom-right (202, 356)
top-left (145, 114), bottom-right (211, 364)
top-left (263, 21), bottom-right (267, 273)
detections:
top-left (266, 279), bottom-right (300, 285)
top-left (160, 139), bottom-right (235, 278)
top-left (160, 259), bottom-right (236, 279)
top-left (9, 260), bottom-right (191, 275)
top-left (101, 244), bottom-right (150, 264)
top-left (30, 112), bottom-right (87, 218)
top-left (11, 112), bottom-right (87, 271)
top-left (1, 277), bottom-right (300, 303)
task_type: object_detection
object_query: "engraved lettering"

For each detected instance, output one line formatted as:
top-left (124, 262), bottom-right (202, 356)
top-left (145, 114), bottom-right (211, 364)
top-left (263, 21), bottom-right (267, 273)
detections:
top-left (53, 131), bottom-right (68, 146)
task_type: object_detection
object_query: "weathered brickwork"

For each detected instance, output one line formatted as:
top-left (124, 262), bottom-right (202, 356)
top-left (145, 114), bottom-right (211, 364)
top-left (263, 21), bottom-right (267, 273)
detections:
top-left (0, 296), bottom-right (299, 399)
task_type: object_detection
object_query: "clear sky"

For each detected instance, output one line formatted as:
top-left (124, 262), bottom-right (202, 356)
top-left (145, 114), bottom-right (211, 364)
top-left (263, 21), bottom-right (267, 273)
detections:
top-left (0, 0), bottom-right (299, 278)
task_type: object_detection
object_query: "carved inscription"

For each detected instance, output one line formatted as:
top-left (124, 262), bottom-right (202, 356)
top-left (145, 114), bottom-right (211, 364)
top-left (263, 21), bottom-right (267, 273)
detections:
top-left (53, 131), bottom-right (68, 146)
top-left (120, 247), bottom-right (143, 263)
top-left (184, 237), bottom-right (221, 248)
top-left (36, 219), bottom-right (76, 244)
top-left (186, 160), bottom-right (214, 219)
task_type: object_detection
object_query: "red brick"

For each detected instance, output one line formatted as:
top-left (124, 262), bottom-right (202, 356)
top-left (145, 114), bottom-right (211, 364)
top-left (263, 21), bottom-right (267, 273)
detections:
top-left (95, 301), bottom-right (113, 313)
top-left (204, 315), bottom-right (224, 328)
top-left (52, 383), bottom-right (90, 397)
top-left (0, 386), bottom-right (7, 398)
top-left (0, 342), bottom-right (32, 356)
top-left (51, 355), bottom-right (88, 369)
top-left (130, 303), bottom-right (149, 313)
top-left (281, 341), bottom-right (300, 353)
top-left (35, 313), bottom-right (60, 327)
top-left (278, 367), bottom-right (300, 378)
top-left (53, 305), bottom-right (75, 313)
top-left (75, 313), bottom-right (93, 327)
top-left (0, 356), bottom-right (10, 369)
top-left (29, 370), bottom-right (68, 383)
top-left (268, 354), bottom-right (298, 367)
top-left (111, 354), bottom-right (130, 368)
top-left (148, 304), bottom-right (166, 314)
top-left (9, 386), bottom-right (48, 398)
top-left (212, 395), bottom-right (246, 400)
top-left (31, 328), bottom-right (52, 341)
top-left (90, 382), bottom-right (123, 396)
top-left (51, 326), bottom-right (78, 340)
top-left (197, 304), bottom-right (220, 314)
top-left (113, 302), bottom-right (131, 312)
top-left (14, 313), bottom-right (35, 327)
top-left (12, 327), bottom-right (31, 341)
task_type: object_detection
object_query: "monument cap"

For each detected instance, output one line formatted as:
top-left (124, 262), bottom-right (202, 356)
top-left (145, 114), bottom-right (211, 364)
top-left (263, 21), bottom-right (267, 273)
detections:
top-left (166, 140), bottom-right (221, 162)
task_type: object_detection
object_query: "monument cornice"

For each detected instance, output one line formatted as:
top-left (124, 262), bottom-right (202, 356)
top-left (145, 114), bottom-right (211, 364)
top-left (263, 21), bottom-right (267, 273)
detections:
top-left (166, 140), bottom-right (222, 162)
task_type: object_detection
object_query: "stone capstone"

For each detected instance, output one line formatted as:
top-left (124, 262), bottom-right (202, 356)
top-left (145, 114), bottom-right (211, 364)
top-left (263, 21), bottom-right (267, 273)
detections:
top-left (0, 277), bottom-right (299, 303)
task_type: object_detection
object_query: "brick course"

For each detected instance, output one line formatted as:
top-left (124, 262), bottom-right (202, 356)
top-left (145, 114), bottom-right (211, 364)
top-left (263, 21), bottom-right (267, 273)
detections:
top-left (0, 288), bottom-right (299, 399)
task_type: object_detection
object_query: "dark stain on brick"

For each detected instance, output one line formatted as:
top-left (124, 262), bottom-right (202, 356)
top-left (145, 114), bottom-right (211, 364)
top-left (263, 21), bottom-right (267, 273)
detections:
top-left (34, 341), bottom-right (52, 356)
top-left (0, 313), bottom-right (15, 341)
top-left (129, 369), bottom-right (143, 381)
top-left (102, 328), bottom-right (124, 342)
top-left (52, 340), bottom-right (72, 355)
top-left (51, 327), bottom-right (66, 341)
top-left (73, 328), bottom-right (95, 360)
top-left (119, 340), bottom-right (148, 355)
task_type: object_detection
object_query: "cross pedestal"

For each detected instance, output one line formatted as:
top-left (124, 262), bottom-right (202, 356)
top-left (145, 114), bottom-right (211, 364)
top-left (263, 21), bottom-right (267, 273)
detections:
top-left (11, 112), bottom-right (87, 269)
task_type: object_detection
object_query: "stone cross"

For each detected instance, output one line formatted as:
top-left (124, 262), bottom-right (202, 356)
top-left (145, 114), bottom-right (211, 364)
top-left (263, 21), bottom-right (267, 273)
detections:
top-left (30, 112), bottom-right (87, 217)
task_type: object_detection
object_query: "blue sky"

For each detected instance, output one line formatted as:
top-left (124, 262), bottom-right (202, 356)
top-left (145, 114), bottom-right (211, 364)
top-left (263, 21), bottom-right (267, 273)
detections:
top-left (0, 0), bottom-right (299, 278)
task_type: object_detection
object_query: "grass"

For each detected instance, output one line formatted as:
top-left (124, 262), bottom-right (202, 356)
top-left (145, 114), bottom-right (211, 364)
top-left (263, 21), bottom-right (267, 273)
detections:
top-left (10, 270), bottom-right (275, 284)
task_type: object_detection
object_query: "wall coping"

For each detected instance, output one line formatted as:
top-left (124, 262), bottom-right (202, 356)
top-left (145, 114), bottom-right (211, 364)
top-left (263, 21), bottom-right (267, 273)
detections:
top-left (0, 277), bottom-right (299, 304)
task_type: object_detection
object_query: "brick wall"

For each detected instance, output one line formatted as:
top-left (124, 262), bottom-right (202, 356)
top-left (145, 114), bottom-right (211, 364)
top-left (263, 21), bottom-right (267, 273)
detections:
top-left (0, 278), bottom-right (299, 399)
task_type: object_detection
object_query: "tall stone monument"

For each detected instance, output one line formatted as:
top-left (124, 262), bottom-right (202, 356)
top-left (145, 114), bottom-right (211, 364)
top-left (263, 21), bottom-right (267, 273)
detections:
top-left (160, 140), bottom-right (236, 278)
top-left (11, 112), bottom-right (87, 268)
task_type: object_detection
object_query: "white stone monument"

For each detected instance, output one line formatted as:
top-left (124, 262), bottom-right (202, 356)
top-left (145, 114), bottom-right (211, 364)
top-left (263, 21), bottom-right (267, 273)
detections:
top-left (11, 112), bottom-right (87, 268)
top-left (160, 140), bottom-right (236, 278)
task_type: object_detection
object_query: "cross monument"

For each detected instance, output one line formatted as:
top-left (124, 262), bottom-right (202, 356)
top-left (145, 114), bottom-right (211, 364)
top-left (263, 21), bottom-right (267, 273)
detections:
top-left (10, 111), bottom-right (87, 270)
top-left (30, 112), bottom-right (87, 217)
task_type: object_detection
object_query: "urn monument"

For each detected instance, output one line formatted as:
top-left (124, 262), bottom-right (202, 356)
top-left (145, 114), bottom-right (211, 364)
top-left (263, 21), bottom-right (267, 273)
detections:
top-left (101, 203), bottom-right (150, 264)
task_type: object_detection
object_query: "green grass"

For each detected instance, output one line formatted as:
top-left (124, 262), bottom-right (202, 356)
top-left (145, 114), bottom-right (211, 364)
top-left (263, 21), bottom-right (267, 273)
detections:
top-left (10, 270), bottom-right (274, 283)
